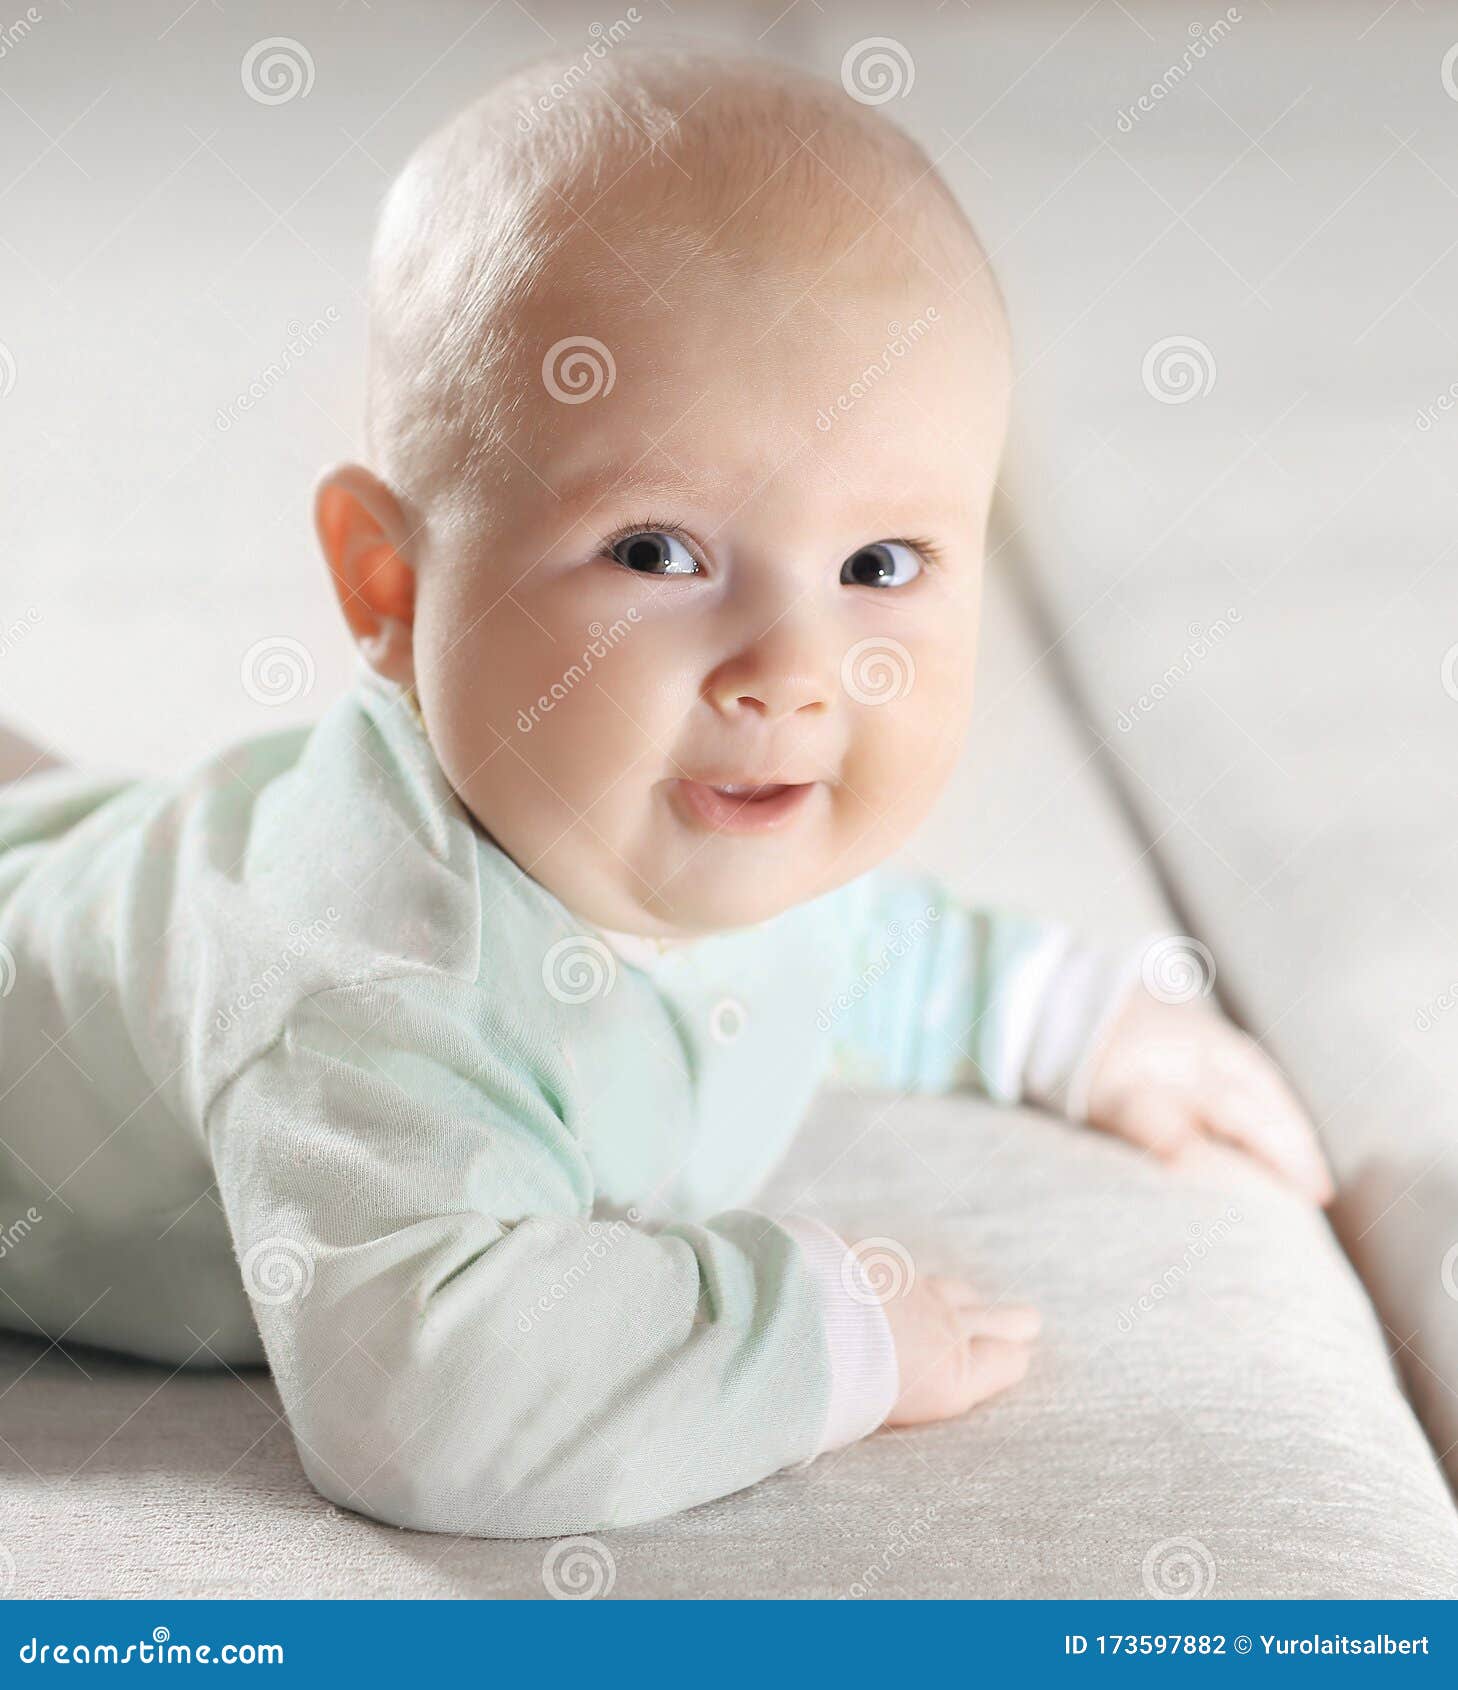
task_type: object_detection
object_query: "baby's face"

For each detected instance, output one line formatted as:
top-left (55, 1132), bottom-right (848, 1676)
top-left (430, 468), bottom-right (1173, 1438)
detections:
top-left (410, 239), bottom-right (1009, 938)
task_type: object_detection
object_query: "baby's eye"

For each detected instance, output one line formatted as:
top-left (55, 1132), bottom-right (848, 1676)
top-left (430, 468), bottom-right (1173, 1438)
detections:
top-left (840, 540), bottom-right (923, 589)
top-left (608, 530), bottom-right (700, 576)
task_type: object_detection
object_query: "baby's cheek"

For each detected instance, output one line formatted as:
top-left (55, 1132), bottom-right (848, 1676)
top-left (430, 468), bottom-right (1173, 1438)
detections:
top-left (835, 679), bottom-right (967, 848)
top-left (918, 616), bottom-right (978, 700)
top-left (837, 717), bottom-right (929, 830)
top-left (911, 635), bottom-right (977, 759)
top-left (521, 657), bottom-right (679, 818)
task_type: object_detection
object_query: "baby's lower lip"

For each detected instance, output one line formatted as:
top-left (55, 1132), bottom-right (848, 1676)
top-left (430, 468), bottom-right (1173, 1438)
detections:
top-left (670, 779), bottom-right (817, 834)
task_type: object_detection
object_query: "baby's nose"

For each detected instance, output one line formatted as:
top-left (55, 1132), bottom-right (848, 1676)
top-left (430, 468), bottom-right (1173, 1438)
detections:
top-left (710, 664), bottom-right (830, 721)
top-left (706, 609), bottom-right (840, 721)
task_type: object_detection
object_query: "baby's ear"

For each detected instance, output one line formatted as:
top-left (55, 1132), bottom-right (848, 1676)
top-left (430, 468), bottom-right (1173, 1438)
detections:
top-left (314, 463), bottom-right (417, 686)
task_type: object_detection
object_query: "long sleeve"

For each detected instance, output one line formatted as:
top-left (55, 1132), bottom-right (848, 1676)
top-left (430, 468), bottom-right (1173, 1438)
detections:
top-left (822, 863), bottom-right (1152, 1117)
top-left (204, 971), bottom-right (895, 1539)
top-left (777, 1215), bottom-right (899, 1458)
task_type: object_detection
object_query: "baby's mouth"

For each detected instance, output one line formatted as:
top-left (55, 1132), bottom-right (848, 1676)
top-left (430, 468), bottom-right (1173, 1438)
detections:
top-left (669, 777), bottom-right (819, 834)
top-left (707, 783), bottom-right (789, 801)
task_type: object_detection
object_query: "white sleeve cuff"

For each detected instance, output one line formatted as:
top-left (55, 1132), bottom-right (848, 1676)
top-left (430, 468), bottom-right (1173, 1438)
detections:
top-left (990, 922), bottom-right (1079, 1102)
top-left (1020, 932), bottom-right (1161, 1122)
top-left (779, 1213), bottom-right (900, 1459)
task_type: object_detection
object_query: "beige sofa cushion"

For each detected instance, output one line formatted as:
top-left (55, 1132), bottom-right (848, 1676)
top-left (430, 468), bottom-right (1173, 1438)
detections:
top-left (4, 1088), bottom-right (1455, 1598)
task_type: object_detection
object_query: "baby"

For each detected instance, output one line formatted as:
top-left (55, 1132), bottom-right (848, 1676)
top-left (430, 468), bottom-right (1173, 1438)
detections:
top-left (0, 48), bottom-right (1332, 1538)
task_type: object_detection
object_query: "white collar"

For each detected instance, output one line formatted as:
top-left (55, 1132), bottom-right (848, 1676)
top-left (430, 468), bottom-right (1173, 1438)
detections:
top-left (592, 924), bottom-right (691, 971)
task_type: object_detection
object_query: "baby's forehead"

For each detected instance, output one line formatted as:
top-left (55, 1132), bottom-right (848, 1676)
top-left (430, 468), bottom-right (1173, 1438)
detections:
top-left (408, 214), bottom-right (1004, 547)
top-left (484, 302), bottom-right (1000, 541)
top-left (510, 270), bottom-right (976, 454)
top-left (444, 218), bottom-right (1002, 513)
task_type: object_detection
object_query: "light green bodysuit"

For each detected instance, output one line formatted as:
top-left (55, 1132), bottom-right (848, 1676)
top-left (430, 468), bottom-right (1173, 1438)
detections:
top-left (0, 661), bottom-right (1150, 1536)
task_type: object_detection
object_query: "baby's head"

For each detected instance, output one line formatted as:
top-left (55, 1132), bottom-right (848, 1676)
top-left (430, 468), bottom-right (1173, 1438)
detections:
top-left (316, 45), bottom-right (1011, 939)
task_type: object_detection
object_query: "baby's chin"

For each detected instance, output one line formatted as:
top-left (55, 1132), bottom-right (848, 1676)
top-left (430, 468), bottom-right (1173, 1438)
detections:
top-left (637, 785), bottom-right (845, 933)
top-left (517, 780), bottom-right (871, 937)
top-left (578, 848), bottom-right (826, 940)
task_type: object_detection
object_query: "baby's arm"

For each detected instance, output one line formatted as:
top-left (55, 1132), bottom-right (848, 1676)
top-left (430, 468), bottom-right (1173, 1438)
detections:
top-left (823, 861), bottom-right (1147, 1119)
top-left (207, 972), bottom-right (914, 1539)
top-left (825, 864), bottom-right (1334, 1203)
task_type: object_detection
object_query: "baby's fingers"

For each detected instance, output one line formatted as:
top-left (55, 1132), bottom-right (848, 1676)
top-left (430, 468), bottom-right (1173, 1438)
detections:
top-left (929, 1275), bottom-right (1040, 1331)
top-left (961, 1335), bottom-right (1032, 1406)
top-left (1198, 1060), bottom-right (1335, 1206)
top-left (960, 1302), bottom-right (1042, 1343)
top-left (1107, 1092), bottom-right (1201, 1161)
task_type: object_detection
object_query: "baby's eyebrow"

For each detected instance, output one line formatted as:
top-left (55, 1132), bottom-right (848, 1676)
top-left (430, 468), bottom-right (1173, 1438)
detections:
top-left (550, 460), bottom-right (705, 512)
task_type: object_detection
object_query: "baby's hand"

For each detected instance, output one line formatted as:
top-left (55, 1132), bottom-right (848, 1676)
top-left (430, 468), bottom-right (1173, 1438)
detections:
top-left (1082, 989), bottom-right (1335, 1206)
top-left (874, 1270), bottom-right (1041, 1427)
